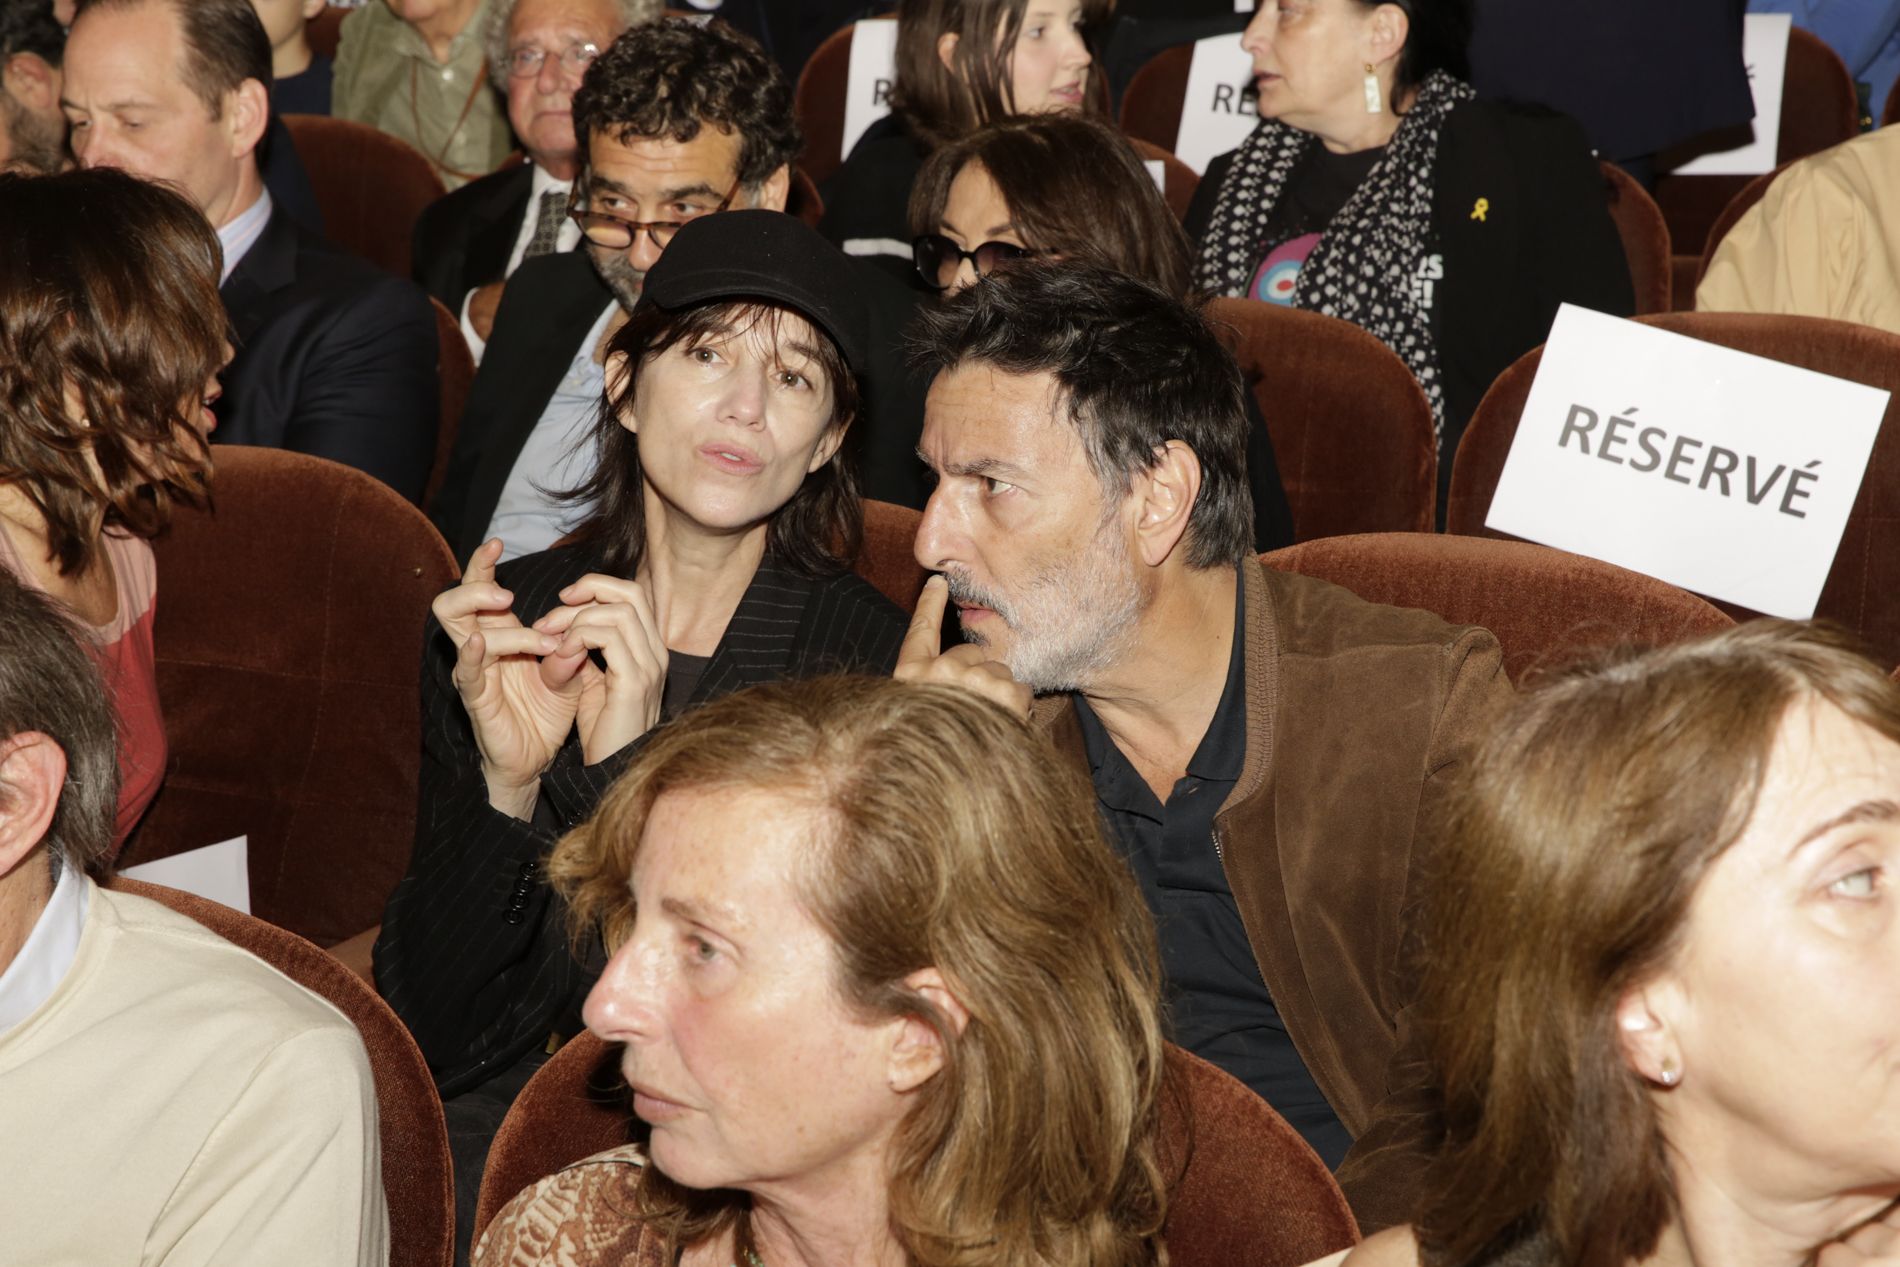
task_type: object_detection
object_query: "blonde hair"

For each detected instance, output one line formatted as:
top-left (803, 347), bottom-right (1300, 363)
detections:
top-left (549, 675), bottom-right (1169, 1267)
top-left (1418, 620), bottom-right (1900, 1267)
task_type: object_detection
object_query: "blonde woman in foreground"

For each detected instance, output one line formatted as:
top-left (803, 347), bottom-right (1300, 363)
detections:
top-left (475, 674), bottom-right (1171, 1266)
top-left (1327, 620), bottom-right (1900, 1267)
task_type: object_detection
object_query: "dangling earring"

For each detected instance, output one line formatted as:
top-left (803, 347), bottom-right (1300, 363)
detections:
top-left (1658, 1058), bottom-right (1680, 1087)
top-left (1363, 62), bottom-right (1382, 114)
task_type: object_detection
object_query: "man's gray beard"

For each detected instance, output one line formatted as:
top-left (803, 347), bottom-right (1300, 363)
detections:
top-left (1, 94), bottom-right (63, 174)
top-left (947, 523), bottom-right (1145, 694)
top-left (587, 240), bottom-right (644, 311)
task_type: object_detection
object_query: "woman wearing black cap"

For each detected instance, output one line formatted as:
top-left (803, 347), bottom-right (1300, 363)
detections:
top-left (375, 211), bottom-right (912, 1246)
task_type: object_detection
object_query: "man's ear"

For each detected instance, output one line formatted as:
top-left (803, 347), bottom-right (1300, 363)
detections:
top-left (751, 163), bottom-right (792, 213)
top-left (887, 966), bottom-right (970, 1094)
top-left (0, 733), bottom-right (66, 882)
top-left (1129, 440), bottom-right (1202, 568)
top-left (2, 53), bottom-right (59, 114)
top-left (1614, 979), bottom-right (1686, 1087)
top-left (223, 77), bottom-right (271, 162)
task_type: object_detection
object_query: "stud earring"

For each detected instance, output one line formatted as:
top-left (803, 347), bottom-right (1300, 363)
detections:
top-left (1363, 62), bottom-right (1382, 114)
top-left (1658, 1058), bottom-right (1680, 1087)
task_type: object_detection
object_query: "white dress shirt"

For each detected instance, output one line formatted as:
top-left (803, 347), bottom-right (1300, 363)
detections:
top-left (0, 858), bottom-right (88, 1035)
top-left (216, 188), bottom-right (276, 283)
top-left (483, 299), bottom-right (617, 560)
top-left (460, 162), bottom-right (581, 364)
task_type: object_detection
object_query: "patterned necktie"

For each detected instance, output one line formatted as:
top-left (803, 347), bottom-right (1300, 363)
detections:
top-left (524, 188), bottom-right (569, 259)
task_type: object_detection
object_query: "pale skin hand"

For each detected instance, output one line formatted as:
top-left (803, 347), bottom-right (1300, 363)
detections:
top-left (468, 280), bottom-right (505, 342)
top-left (892, 574), bottom-right (1033, 718)
top-left (434, 538), bottom-right (579, 820)
top-left (530, 572), bottom-right (668, 765)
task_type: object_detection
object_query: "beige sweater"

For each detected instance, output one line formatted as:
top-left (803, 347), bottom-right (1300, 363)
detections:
top-left (0, 881), bottom-right (388, 1265)
top-left (1697, 125), bottom-right (1900, 335)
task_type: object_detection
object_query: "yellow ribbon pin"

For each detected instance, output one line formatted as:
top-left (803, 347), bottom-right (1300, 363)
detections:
top-left (1471, 197), bottom-right (1490, 222)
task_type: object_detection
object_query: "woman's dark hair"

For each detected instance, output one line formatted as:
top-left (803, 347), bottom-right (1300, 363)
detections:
top-left (1417, 620), bottom-right (1900, 1267)
top-left (0, 167), bottom-right (221, 578)
top-left (1358, 0), bottom-right (1473, 110)
top-left (561, 300), bottom-right (863, 580)
top-left (909, 112), bottom-right (1193, 298)
top-left (890, 0), bottom-right (1114, 148)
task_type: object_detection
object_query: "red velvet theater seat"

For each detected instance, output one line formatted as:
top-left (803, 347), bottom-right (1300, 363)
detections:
top-left (281, 114), bottom-right (446, 277)
top-left (108, 877), bottom-right (453, 1267)
top-left (124, 447), bottom-right (459, 947)
top-left (1264, 533), bottom-right (1734, 685)
top-left (1207, 296), bottom-right (1438, 542)
top-left (474, 1031), bottom-right (1359, 1265)
top-left (1446, 312), bottom-right (1900, 669)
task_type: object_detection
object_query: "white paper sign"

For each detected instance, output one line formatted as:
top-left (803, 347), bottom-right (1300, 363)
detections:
top-left (1144, 158), bottom-right (1166, 194)
top-left (120, 836), bottom-right (251, 914)
top-left (1672, 13), bottom-right (1790, 176)
top-left (1173, 33), bottom-right (1262, 175)
top-left (840, 19), bottom-right (899, 165)
top-left (1486, 305), bottom-right (1885, 619)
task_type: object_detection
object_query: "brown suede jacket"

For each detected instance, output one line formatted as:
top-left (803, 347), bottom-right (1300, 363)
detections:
top-left (1030, 558), bottom-right (1513, 1233)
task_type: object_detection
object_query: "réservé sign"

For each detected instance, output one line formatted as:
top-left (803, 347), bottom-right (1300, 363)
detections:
top-left (1486, 305), bottom-right (1886, 619)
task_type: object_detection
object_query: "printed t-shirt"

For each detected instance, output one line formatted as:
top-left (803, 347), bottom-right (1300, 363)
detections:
top-left (1249, 143), bottom-right (1386, 306)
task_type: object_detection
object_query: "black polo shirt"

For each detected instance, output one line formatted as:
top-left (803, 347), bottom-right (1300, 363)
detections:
top-left (1072, 585), bottom-right (1353, 1167)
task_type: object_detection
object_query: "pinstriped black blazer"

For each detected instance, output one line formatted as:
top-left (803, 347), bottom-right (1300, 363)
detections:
top-left (375, 544), bottom-right (909, 1095)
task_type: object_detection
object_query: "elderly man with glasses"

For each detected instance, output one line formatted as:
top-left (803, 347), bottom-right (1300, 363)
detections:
top-left (428, 15), bottom-right (934, 568)
top-left (412, 0), bottom-right (657, 357)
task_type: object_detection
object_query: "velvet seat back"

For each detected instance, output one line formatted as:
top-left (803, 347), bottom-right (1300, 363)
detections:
top-left (107, 876), bottom-right (453, 1267)
top-left (1600, 161), bottom-right (1671, 316)
top-left (1264, 533), bottom-right (1734, 684)
top-left (1207, 296), bottom-right (1437, 541)
top-left (426, 295), bottom-right (477, 513)
top-left (1446, 312), bottom-right (1900, 668)
top-left (1118, 42), bottom-right (1194, 154)
top-left (795, 21), bottom-right (868, 186)
top-left (126, 447), bottom-right (460, 946)
top-left (307, 5), bottom-right (346, 59)
top-left (855, 500), bottom-right (928, 613)
top-left (474, 1032), bottom-right (1358, 1265)
top-left (1652, 27), bottom-right (1857, 258)
top-left (280, 114), bottom-right (447, 277)
top-left (1127, 136), bottom-right (1202, 222)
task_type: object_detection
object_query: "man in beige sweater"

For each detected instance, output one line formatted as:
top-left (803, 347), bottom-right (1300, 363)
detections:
top-left (1697, 125), bottom-right (1900, 335)
top-left (0, 568), bottom-right (388, 1265)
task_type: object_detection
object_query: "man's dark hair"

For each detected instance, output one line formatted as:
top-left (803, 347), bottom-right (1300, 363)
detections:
top-left (570, 16), bottom-right (798, 191)
top-left (0, 567), bottom-right (118, 877)
top-left (76, 0), bottom-right (272, 114)
top-left (910, 263), bottom-right (1255, 570)
top-left (0, 0), bottom-right (64, 65)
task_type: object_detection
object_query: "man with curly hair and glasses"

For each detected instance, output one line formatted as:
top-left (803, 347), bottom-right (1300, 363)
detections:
top-left (428, 16), bottom-right (933, 569)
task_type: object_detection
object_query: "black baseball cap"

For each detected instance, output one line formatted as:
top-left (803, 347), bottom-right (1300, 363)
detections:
top-left (635, 209), bottom-right (872, 373)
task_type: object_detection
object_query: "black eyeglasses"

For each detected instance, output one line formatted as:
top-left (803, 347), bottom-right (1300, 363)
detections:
top-left (569, 177), bottom-right (742, 251)
top-left (912, 234), bottom-right (1045, 291)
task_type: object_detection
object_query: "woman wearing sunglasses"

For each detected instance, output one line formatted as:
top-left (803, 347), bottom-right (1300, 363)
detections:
top-left (819, 0), bottom-right (1110, 287)
top-left (907, 112), bottom-right (1295, 550)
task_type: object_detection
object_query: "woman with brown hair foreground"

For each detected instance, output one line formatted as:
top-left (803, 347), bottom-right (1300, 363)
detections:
top-left (0, 167), bottom-right (224, 855)
top-left (1342, 621), bottom-right (1900, 1267)
top-left (476, 674), bottom-right (1171, 1267)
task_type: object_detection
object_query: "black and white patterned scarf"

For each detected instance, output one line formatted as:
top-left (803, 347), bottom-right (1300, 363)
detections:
top-left (1194, 71), bottom-right (1476, 439)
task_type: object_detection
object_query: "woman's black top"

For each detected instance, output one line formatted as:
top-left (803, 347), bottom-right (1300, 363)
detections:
top-left (1185, 100), bottom-right (1635, 508)
top-left (817, 113), bottom-right (932, 290)
top-left (377, 544), bottom-right (910, 1095)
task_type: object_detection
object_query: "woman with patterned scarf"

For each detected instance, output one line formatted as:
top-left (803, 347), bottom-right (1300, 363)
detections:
top-left (1183, 0), bottom-right (1634, 513)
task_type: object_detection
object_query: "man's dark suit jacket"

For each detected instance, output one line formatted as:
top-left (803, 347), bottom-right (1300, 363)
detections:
top-left (218, 206), bottom-right (441, 503)
top-left (429, 244), bottom-right (934, 565)
top-left (374, 543), bottom-right (910, 1095)
top-left (412, 160), bottom-right (535, 315)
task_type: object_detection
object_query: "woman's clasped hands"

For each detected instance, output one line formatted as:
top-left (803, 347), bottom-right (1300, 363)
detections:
top-left (435, 538), bottom-right (669, 819)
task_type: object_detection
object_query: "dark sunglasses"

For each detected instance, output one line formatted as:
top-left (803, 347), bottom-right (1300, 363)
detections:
top-left (911, 234), bottom-right (1045, 291)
